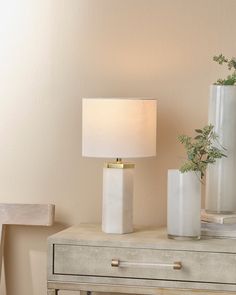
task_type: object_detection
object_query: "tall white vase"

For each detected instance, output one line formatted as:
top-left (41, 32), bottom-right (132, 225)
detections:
top-left (206, 85), bottom-right (236, 213)
top-left (167, 170), bottom-right (201, 240)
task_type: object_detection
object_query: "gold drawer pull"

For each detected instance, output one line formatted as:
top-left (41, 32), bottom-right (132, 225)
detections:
top-left (111, 259), bottom-right (120, 267)
top-left (173, 261), bottom-right (182, 270)
top-left (111, 259), bottom-right (182, 270)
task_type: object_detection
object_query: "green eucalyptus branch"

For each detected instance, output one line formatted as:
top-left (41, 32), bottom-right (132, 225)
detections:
top-left (213, 54), bottom-right (236, 85)
top-left (178, 124), bottom-right (227, 179)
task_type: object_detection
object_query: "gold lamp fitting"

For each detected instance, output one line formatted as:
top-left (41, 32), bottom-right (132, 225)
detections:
top-left (104, 158), bottom-right (135, 169)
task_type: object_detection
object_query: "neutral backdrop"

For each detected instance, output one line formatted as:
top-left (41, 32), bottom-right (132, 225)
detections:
top-left (0, 0), bottom-right (236, 294)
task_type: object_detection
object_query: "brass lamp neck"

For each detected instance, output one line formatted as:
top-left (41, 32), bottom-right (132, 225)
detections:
top-left (104, 158), bottom-right (135, 169)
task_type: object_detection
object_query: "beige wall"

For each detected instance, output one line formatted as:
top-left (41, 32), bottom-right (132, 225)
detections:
top-left (0, 0), bottom-right (236, 294)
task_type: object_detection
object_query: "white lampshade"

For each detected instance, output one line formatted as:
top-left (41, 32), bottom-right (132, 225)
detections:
top-left (82, 98), bottom-right (157, 158)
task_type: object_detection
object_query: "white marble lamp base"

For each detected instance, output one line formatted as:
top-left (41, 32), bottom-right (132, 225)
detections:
top-left (102, 167), bottom-right (133, 234)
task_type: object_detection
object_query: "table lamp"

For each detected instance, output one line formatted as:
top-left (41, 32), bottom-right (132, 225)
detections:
top-left (82, 98), bottom-right (157, 234)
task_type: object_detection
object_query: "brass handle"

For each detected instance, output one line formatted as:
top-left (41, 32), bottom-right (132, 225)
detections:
top-left (111, 259), bottom-right (120, 267)
top-left (173, 261), bottom-right (182, 270)
top-left (111, 259), bottom-right (182, 270)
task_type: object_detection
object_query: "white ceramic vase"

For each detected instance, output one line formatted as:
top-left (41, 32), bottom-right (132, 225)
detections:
top-left (167, 170), bottom-right (201, 240)
top-left (206, 85), bottom-right (236, 213)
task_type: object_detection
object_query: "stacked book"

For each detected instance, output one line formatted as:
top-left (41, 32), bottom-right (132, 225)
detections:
top-left (201, 209), bottom-right (236, 238)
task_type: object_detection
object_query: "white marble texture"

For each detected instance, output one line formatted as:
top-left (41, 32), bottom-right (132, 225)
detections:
top-left (102, 167), bottom-right (133, 234)
top-left (206, 85), bottom-right (236, 213)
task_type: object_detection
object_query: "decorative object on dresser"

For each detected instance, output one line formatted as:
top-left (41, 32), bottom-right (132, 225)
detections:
top-left (0, 203), bottom-right (55, 294)
top-left (201, 222), bottom-right (236, 238)
top-left (167, 125), bottom-right (226, 240)
top-left (206, 54), bottom-right (236, 213)
top-left (47, 224), bottom-right (236, 295)
top-left (82, 98), bottom-right (157, 234)
top-left (201, 209), bottom-right (236, 238)
top-left (201, 209), bottom-right (236, 224)
top-left (167, 170), bottom-right (201, 240)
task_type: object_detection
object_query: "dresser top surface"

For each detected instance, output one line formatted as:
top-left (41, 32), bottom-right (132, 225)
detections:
top-left (48, 224), bottom-right (236, 253)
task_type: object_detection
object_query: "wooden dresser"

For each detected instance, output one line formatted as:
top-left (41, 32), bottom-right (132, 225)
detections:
top-left (47, 224), bottom-right (236, 294)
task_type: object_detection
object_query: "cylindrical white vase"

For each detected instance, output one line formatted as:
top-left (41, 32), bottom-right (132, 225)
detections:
top-left (167, 170), bottom-right (201, 240)
top-left (206, 85), bottom-right (236, 213)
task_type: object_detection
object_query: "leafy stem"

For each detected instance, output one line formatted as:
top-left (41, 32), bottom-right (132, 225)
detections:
top-left (178, 124), bottom-right (227, 179)
top-left (213, 54), bottom-right (236, 85)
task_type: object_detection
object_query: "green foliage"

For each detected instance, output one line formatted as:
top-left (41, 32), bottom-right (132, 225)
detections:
top-left (213, 54), bottom-right (236, 85)
top-left (178, 125), bottom-right (227, 179)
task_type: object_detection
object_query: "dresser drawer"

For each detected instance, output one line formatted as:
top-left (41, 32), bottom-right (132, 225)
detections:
top-left (53, 244), bottom-right (236, 284)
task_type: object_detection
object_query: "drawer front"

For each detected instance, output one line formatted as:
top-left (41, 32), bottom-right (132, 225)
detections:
top-left (54, 244), bottom-right (236, 284)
